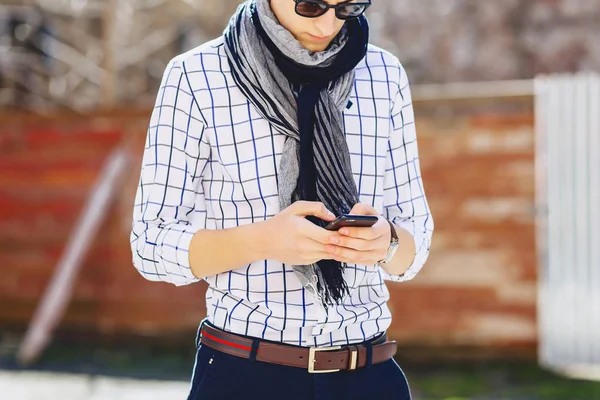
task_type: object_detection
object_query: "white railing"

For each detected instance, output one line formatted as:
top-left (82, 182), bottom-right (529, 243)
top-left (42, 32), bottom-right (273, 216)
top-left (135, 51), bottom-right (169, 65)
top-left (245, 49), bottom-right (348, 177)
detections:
top-left (535, 72), bottom-right (600, 380)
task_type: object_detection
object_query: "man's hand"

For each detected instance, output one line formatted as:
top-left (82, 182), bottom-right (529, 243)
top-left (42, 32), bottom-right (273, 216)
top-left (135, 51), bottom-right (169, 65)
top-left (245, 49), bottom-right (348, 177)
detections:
top-left (325, 203), bottom-right (391, 265)
top-left (261, 201), bottom-right (340, 265)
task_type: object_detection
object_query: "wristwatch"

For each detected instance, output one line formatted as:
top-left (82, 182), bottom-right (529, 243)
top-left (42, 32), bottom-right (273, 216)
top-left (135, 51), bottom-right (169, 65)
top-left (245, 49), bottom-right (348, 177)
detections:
top-left (377, 219), bottom-right (399, 265)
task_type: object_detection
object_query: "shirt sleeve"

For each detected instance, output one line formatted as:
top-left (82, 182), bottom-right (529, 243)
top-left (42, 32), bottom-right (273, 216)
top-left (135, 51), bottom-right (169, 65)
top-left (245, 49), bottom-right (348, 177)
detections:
top-left (380, 61), bottom-right (434, 282)
top-left (130, 58), bottom-right (212, 286)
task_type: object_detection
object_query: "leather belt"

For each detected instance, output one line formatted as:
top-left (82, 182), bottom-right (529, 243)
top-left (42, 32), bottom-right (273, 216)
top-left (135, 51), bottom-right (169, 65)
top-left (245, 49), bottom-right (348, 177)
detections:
top-left (199, 322), bottom-right (397, 374)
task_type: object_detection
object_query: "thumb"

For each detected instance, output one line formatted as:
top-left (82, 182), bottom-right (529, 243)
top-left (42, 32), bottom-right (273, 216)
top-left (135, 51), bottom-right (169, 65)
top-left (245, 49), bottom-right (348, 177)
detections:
top-left (291, 201), bottom-right (336, 221)
top-left (350, 203), bottom-right (378, 216)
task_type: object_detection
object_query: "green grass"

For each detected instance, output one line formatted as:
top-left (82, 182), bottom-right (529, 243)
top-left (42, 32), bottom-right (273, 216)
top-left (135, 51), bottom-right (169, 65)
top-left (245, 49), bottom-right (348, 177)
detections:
top-left (406, 361), bottom-right (600, 399)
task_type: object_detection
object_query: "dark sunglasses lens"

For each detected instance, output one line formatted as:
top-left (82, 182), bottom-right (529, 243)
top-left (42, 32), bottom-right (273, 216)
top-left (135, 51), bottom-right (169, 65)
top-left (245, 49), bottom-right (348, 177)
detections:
top-left (336, 4), bottom-right (367, 19)
top-left (296, 1), bottom-right (327, 17)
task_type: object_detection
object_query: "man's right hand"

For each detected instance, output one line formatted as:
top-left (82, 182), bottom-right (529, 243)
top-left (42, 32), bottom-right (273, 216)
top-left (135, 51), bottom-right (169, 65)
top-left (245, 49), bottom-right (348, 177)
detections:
top-left (260, 201), bottom-right (339, 265)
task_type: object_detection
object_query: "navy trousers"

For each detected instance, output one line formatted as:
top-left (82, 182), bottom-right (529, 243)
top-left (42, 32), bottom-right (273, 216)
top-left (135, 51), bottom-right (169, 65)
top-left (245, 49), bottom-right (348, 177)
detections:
top-left (186, 327), bottom-right (412, 400)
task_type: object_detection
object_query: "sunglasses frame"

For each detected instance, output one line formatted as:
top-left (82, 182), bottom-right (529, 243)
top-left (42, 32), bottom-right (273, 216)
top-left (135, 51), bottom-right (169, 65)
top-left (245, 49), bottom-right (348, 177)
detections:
top-left (293, 0), bottom-right (372, 20)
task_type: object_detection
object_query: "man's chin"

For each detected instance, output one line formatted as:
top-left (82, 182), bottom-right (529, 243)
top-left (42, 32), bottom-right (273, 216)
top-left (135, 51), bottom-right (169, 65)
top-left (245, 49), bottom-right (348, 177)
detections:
top-left (300, 40), bottom-right (333, 53)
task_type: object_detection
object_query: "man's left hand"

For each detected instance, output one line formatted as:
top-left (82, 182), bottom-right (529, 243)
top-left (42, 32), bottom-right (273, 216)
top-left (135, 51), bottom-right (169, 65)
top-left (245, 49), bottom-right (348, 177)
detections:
top-left (325, 203), bottom-right (391, 265)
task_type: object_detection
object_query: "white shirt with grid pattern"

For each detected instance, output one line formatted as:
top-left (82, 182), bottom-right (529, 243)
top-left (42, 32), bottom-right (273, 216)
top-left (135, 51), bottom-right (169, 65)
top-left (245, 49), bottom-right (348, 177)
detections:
top-left (130, 36), bottom-right (434, 348)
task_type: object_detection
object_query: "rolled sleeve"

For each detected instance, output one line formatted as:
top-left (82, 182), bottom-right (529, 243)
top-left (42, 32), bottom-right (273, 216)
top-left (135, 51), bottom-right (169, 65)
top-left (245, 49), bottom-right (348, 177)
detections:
top-left (130, 57), bottom-right (211, 286)
top-left (381, 61), bottom-right (434, 282)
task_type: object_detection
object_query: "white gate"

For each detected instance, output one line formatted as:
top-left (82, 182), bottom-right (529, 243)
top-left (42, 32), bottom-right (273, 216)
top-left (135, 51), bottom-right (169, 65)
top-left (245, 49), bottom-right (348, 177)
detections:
top-left (535, 73), bottom-right (600, 379)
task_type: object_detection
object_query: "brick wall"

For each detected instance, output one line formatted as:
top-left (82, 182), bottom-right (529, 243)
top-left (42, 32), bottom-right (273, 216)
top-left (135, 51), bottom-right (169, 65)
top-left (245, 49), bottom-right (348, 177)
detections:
top-left (0, 100), bottom-right (537, 348)
top-left (395, 100), bottom-right (537, 347)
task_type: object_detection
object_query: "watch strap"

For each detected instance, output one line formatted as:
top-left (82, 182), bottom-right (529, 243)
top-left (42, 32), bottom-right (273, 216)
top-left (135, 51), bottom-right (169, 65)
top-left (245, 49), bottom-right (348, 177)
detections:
top-left (378, 219), bottom-right (399, 265)
top-left (387, 219), bottom-right (398, 242)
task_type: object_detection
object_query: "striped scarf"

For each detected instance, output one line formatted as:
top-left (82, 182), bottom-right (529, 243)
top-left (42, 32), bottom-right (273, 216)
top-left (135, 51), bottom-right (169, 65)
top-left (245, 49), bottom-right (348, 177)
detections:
top-left (223, 0), bottom-right (369, 309)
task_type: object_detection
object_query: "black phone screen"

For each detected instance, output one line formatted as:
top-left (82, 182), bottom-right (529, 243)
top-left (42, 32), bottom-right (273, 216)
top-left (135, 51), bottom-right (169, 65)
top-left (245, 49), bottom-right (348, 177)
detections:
top-left (325, 214), bottom-right (379, 231)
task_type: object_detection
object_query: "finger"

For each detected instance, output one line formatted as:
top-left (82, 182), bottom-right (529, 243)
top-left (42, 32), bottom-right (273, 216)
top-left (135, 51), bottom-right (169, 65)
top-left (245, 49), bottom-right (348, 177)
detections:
top-left (333, 255), bottom-right (377, 266)
top-left (306, 253), bottom-right (336, 263)
top-left (326, 252), bottom-right (374, 265)
top-left (300, 240), bottom-right (352, 263)
top-left (317, 251), bottom-right (357, 265)
top-left (300, 240), bottom-right (336, 263)
top-left (338, 226), bottom-right (382, 240)
top-left (302, 238), bottom-right (350, 264)
top-left (325, 245), bottom-right (383, 263)
top-left (291, 201), bottom-right (336, 221)
top-left (312, 255), bottom-right (361, 264)
top-left (328, 235), bottom-right (375, 251)
top-left (350, 203), bottom-right (379, 216)
top-left (306, 249), bottom-right (351, 263)
top-left (300, 220), bottom-right (340, 244)
top-left (339, 217), bottom-right (387, 239)
top-left (332, 256), bottom-right (355, 264)
top-left (300, 237), bottom-right (328, 253)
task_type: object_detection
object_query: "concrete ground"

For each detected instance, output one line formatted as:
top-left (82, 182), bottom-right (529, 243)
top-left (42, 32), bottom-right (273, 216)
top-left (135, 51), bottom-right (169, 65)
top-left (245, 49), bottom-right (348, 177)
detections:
top-left (0, 370), bottom-right (190, 400)
top-left (2, 367), bottom-right (600, 400)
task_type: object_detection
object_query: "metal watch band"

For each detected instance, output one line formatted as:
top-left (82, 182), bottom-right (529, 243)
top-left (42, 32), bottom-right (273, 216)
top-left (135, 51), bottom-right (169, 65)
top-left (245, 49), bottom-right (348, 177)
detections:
top-left (378, 219), bottom-right (399, 265)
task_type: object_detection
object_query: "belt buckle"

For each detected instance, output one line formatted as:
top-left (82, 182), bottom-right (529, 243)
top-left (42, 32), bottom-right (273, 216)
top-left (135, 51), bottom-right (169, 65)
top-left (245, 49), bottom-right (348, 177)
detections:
top-left (308, 346), bottom-right (342, 374)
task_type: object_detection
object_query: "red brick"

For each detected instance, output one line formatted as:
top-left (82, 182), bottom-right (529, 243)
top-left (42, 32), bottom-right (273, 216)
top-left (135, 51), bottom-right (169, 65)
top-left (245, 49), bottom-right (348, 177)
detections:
top-left (0, 218), bottom-right (74, 246)
top-left (469, 113), bottom-right (534, 128)
top-left (0, 196), bottom-right (84, 220)
top-left (0, 107), bottom-right (540, 348)
top-left (0, 157), bottom-right (105, 173)
top-left (24, 129), bottom-right (122, 150)
top-left (387, 286), bottom-right (536, 344)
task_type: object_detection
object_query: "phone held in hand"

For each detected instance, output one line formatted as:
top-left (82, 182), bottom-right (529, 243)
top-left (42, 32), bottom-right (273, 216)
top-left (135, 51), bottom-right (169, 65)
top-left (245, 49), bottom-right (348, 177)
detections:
top-left (325, 214), bottom-right (379, 231)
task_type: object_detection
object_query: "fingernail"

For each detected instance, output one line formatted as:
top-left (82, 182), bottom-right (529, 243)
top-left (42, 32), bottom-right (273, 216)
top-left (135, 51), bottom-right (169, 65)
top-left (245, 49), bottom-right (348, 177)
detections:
top-left (329, 237), bottom-right (339, 244)
top-left (340, 229), bottom-right (348, 235)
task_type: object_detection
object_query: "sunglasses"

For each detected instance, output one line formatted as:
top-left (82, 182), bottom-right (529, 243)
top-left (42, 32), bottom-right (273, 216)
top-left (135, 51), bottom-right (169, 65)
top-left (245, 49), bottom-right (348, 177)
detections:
top-left (294, 0), bottom-right (372, 20)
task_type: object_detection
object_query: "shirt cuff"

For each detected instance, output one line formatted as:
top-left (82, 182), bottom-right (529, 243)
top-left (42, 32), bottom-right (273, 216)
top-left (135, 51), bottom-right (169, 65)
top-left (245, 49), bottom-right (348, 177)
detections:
top-left (156, 223), bottom-right (201, 285)
top-left (380, 217), bottom-right (429, 282)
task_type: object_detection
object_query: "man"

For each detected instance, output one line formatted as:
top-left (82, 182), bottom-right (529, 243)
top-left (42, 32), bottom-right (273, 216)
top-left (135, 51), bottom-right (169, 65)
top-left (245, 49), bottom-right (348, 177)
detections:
top-left (131, 0), bottom-right (433, 398)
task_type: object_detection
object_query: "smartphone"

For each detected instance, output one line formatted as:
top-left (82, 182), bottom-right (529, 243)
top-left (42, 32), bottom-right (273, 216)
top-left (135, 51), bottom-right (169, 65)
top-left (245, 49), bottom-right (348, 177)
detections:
top-left (325, 214), bottom-right (379, 231)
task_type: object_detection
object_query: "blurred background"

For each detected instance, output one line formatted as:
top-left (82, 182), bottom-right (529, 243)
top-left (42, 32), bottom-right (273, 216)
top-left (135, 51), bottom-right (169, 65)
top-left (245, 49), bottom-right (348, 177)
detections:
top-left (1, 0), bottom-right (599, 399)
